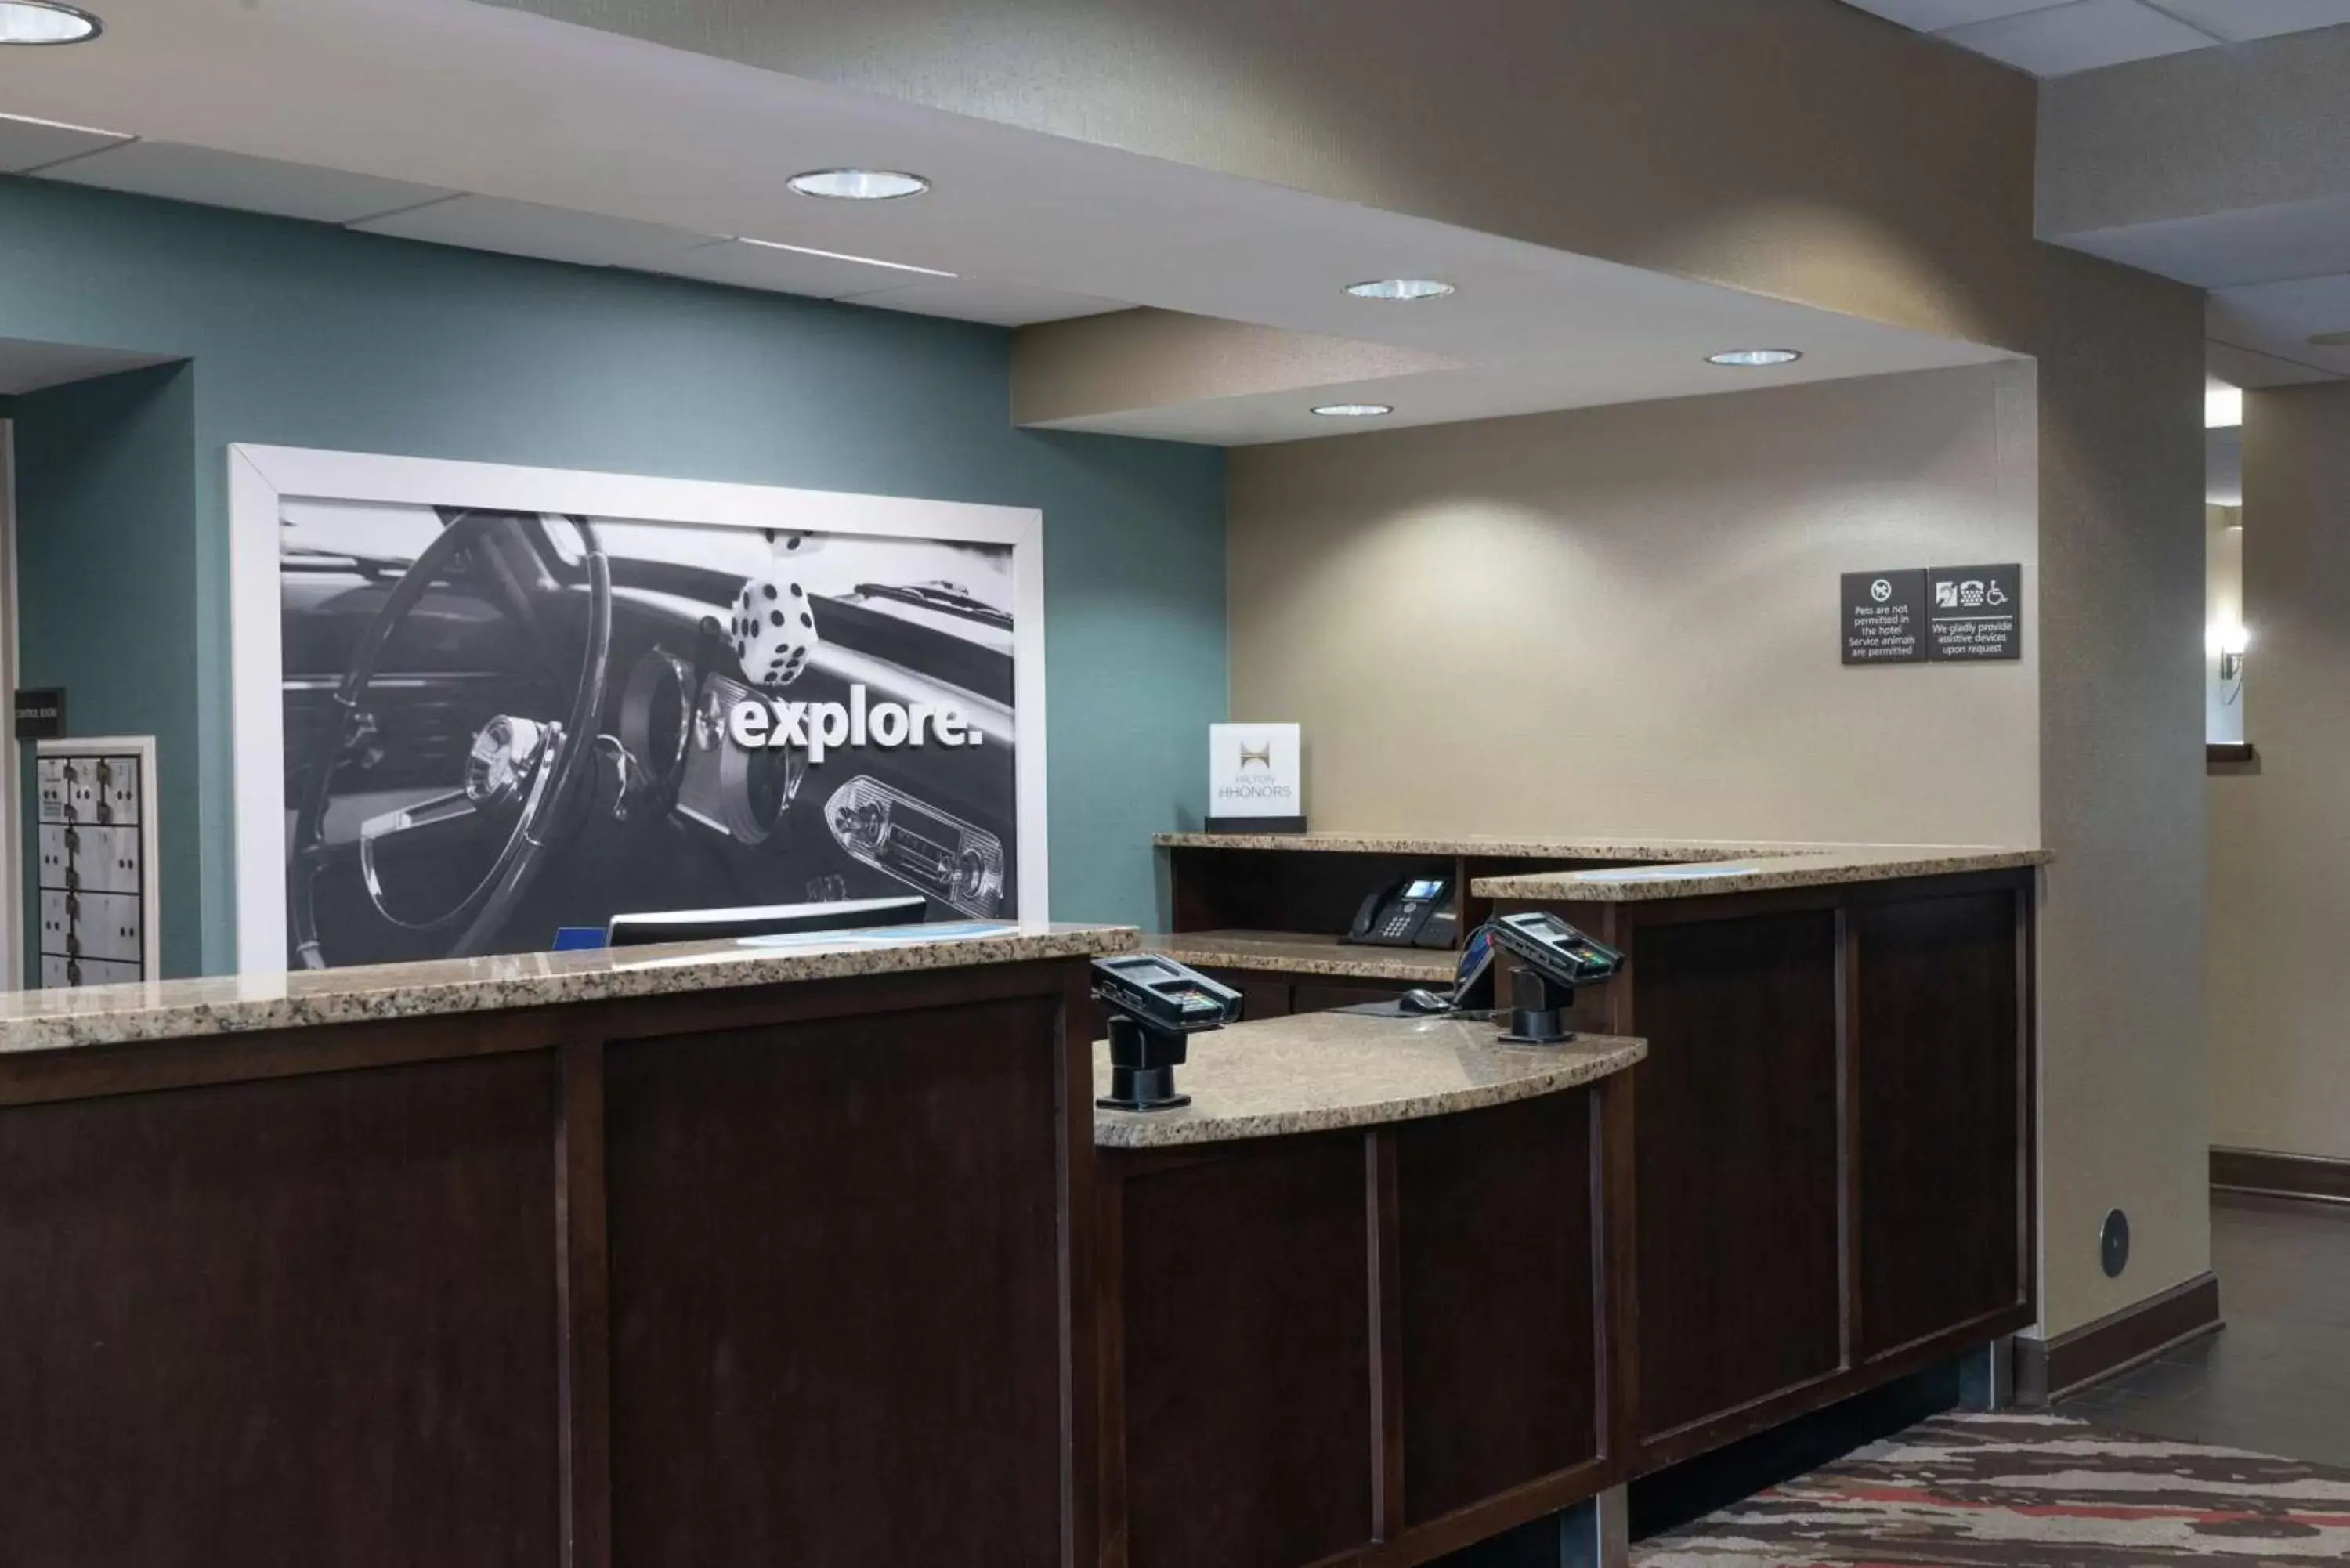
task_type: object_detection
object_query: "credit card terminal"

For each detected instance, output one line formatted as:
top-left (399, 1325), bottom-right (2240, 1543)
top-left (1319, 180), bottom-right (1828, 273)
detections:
top-left (1488, 912), bottom-right (1626, 1044)
top-left (1093, 954), bottom-right (1243, 1112)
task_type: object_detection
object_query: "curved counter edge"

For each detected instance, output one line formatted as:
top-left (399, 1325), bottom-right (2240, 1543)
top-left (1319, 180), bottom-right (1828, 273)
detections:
top-left (1094, 1010), bottom-right (1644, 1149)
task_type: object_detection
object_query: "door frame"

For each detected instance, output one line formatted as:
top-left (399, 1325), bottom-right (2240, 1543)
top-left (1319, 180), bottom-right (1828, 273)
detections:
top-left (0, 417), bottom-right (20, 988)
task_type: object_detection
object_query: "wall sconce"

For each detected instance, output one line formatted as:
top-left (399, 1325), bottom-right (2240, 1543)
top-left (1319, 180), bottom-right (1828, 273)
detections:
top-left (2208, 622), bottom-right (2250, 685)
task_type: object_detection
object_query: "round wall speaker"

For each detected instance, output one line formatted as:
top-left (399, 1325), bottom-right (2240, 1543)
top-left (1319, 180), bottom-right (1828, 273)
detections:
top-left (2100, 1208), bottom-right (2131, 1279)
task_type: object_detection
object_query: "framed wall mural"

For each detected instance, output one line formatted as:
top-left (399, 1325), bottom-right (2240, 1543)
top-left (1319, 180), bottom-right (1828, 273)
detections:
top-left (229, 446), bottom-right (1046, 973)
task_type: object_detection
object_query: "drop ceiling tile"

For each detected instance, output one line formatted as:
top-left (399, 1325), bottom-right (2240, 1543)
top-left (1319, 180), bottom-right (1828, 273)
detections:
top-left (841, 278), bottom-right (1126, 327)
top-left (1943, 0), bottom-right (2215, 74)
top-left (1838, 0), bottom-right (2069, 31)
top-left (2146, 0), bottom-right (2350, 40)
top-left (352, 194), bottom-right (711, 269)
top-left (38, 141), bottom-right (450, 223)
top-left (0, 112), bottom-right (131, 175)
top-left (636, 237), bottom-right (945, 300)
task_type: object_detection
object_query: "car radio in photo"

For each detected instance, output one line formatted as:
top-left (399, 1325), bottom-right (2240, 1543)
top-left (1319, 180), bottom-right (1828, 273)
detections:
top-left (280, 503), bottom-right (1019, 967)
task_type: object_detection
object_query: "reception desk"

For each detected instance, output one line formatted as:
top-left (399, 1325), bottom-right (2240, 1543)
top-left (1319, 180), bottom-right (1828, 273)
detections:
top-left (0, 924), bottom-right (1131, 1568)
top-left (0, 830), bottom-right (2044, 1568)
top-left (1093, 1012), bottom-right (1644, 1568)
top-left (1154, 833), bottom-right (2048, 1485)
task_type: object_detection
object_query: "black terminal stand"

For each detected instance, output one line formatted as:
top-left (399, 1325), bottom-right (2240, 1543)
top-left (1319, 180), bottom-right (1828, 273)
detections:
top-left (1099, 1015), bottom-right (1195, 1111)
top-left (1091, 952), bottom-right (1244, 1113)
top-left (1499, 965), bottom-right (1578, 1046)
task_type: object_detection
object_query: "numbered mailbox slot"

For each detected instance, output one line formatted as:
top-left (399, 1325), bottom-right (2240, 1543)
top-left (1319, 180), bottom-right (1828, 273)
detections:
top-left (71, 891), bottom-right (143, 964)
top-left (74, 825), bottom-right (142, 896)
top-left (97, 755), bottom-right (140, 826)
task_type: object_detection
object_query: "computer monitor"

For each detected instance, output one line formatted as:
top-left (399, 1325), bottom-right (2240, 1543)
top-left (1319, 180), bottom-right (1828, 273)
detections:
top-left (605, 894), bottom-right (929, 948)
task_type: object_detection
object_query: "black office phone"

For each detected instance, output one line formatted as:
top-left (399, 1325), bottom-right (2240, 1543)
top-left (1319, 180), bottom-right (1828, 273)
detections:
top-left (1346, 875), bottom-right (1458, 948)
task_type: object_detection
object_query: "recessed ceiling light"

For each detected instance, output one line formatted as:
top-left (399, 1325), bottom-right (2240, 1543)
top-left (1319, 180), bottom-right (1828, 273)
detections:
top-left (1707, 348), bottom-right (1802, 367)
top-left (0, 1), bottom-right (102, 43)
top-left (1345, 278), bottom-right (1455, 302)
top-left (737, 237), bottom-right (956, 278)
top-left (787, 168), bottom-right (930, 201)
top-left (1311, 403), bottom-right (1394, 418)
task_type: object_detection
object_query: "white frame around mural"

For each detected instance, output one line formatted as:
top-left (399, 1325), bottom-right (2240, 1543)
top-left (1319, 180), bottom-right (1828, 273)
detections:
top-left (228, 444), bottom-right (1049, 974)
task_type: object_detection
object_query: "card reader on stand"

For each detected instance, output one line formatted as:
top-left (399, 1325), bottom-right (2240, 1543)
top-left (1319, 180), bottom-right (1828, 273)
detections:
top-left (1093, 953), bottom-right (1245, 1111)
top-left (1488, 912), bottom-right (1626, 1045)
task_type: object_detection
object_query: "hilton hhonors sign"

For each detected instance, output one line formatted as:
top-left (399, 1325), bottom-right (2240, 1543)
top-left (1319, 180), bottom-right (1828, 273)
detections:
top-left (1207, 722), bottom-right (1304, 833)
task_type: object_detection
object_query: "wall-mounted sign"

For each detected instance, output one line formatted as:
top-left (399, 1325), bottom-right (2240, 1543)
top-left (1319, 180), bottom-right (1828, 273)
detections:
top-left (13, 687), bottom-right (65, 740)
top-left (1842, 571), bottom-right (1925, 664)
top-left (1208, 722), bottom-right (1304, 833)
top-left (228, 445), bottom-right (1048, 974)
top-left (1926, 563), bottom-right (2022, 662)
top-left (1843, 565), bottom-right (2023, 665)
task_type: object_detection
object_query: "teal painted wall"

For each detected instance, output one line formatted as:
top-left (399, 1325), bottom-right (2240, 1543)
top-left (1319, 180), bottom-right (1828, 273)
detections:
top-left (5, 363), bottom-right (200, 976)
top-left (0, 175), bottom-right (1225, 974)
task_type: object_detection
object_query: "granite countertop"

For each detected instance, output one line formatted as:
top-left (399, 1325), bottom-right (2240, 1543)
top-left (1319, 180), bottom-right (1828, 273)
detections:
top-left (1141, 930), bottom-right (1458, 983)
top-left (1474, 845), bottom-right (2052, 902)
top-left (1150, 830), bottom-right (2050, 903)
top-left (0, 922), bottom-right (1139, 1058)
top-left (1155, 831), bottom-right (1783, 861)
top-left (1093, 1011), bottom-right (1643, 1150)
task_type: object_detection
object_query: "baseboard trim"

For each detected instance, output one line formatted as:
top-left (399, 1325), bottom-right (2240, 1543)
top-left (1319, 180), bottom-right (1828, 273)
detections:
top-left (2212, 1147), bottom-right (2350, 1205)
top-left (2012, 1272), bottom-right (2222, 1406)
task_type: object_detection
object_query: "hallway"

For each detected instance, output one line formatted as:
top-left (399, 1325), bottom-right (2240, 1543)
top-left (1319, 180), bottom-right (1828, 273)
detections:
top-left (2059, 1191), bottom-right (2350, 1469)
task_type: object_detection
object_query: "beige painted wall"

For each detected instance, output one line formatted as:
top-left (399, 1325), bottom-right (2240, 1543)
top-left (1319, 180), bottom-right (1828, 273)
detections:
top-left (1227, 363), bottom-right (2041, 846)
top-left (2211, 383), bottom-right (2350, 1163)
top-left (2032, 249), bottom-right (2210, 1335)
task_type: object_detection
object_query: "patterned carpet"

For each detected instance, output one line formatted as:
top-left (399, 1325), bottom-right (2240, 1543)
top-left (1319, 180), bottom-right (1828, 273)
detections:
top-left (1633, 1412), bottom-right (2350, 1566)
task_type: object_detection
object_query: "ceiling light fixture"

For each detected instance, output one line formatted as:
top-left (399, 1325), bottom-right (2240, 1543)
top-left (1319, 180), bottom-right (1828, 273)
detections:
top-left (1311, 403), bottom-right (1394, 418)
top-left (0, 108), bottom-right (125, 136)
top-left (0, 1), bottom-right (102, 43)
top-left (1707, 348), bottom-right (1802, 367)
top-left (2205, 385), bottom-right (2243, 429)
top-left (1345, 278), bottom-right (1455, 302)
top-left (737, 237), bottom-right (956, 278)
top-left (787, 168), bottom-right (930, 201)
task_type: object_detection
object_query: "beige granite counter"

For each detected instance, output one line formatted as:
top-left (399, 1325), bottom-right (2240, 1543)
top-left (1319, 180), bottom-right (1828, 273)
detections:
top-left (1474, 845), bottom-right (2051, 902)
top-left (1142, 930), bottom-right (1458, 983)
top-left (1152, 830), bottom-right (2048, 903)
top-left (1155, 831), bottom-right (1782, 862)
top-left (1093, 1010), bottom-right (1643, 1150)
top-left (0, 922), bottom-right (1138, 1058)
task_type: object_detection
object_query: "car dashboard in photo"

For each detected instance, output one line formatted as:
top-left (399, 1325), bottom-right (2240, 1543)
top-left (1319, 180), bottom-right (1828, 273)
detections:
top-left (281, 507), bottom-right (1018, 967)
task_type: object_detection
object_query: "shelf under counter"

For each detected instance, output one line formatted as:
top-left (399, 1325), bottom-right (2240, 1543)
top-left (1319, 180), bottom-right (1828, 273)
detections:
top-left (1140, 929), bottom-right (1458, 984)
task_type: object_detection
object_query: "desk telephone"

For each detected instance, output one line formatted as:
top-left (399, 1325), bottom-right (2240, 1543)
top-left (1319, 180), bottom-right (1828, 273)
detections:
top-left (1345, 876), bottom-right (1459, 949)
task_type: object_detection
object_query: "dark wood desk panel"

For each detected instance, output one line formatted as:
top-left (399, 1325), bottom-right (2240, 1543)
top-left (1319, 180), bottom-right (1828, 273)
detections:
top-left (1394, 1089), bottom-right (1602, 1526)
top-left (1110, 1136), bottom-right (1376, 1568)
top-left (604, 992), bottom-right (1072, 1568)
top-left (1097, 1073), bottom-right (1631, 1568)
top-left (1853, 890), bottom-right (2029, 1360)
top-left (0, 1051), bottom-right (562, 1568)
top-left (0, 952), bottom-right (1101, 1568)
top-left (1629, 909), bottom-right (1844, 1442)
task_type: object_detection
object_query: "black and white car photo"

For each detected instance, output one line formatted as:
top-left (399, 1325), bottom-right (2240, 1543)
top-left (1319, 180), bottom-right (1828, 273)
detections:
top-left (278, 502), bottom-right (1019, 967)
